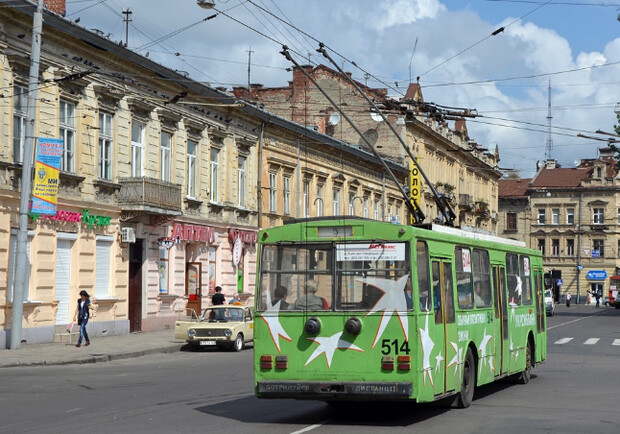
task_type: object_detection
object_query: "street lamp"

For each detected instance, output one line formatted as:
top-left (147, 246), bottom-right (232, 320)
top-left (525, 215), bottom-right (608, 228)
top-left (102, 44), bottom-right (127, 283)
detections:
top-left (197, 0), bottom-right (216, 9)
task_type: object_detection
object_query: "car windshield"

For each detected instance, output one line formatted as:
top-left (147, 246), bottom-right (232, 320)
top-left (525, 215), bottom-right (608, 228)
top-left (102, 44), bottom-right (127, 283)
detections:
top-left (545, 290), bottom-right (552, 298)
top-left (202, 307), bottom-right (244, 322)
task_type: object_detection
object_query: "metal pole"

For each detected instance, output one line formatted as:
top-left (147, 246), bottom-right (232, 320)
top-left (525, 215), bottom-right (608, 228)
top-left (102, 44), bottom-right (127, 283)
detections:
top-left (296, 139), bottom-right (300, 218)
top-left (576, 191), bottom-right (582, 304)
top-left (256, 122), bottom-right (265, 228)
top-left (10, 0), bottom-right (44, 350)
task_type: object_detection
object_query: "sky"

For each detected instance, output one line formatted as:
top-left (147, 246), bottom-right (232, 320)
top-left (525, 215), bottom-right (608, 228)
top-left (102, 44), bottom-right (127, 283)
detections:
top-left (66, 0), bottom-right (620, 177)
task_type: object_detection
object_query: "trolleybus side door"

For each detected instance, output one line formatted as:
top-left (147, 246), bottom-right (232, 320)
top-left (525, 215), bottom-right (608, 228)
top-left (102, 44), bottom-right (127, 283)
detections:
top-left (432, 259), bottom-right (458, 394)
top-left (493, 265), bottom-right (509, 375)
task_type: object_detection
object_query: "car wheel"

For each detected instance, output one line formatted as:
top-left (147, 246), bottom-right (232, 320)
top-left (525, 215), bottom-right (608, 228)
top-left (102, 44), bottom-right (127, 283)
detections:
top-left (452, 347), bottom-right (475, 408)
top-left (233, 333), bottom-right (244, 352)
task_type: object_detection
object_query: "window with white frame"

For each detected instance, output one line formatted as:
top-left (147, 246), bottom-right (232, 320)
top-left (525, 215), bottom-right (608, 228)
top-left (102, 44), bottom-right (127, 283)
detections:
top-left (567, 208), bottom-right (575, 225)
top-left (333, 188), bottom-right (340, 215)
top-left (98, 112), bottom-right (113, 180)
top-left (395, 205), bottom-right (401, 223)
top-left (8, 231), bottom-right (33, 302)
top-left (567, 239), bottom-right (574, 256)
top-left (388, 204), bottom-right (393, 222)
top-left (59, 99), bottom-right (76, 172)
top-left (593, 239), bottom-right (605, 257)
top-left (552, 239), bottom-right (560, 256)
top-left (618, 208), bottom-right (620, 224)
top-left (593, 208), bottom-right (605, 224)
top-left (537, 239), bottom-right (545, 255)
top-left (283, 176), bottom-right (290, 215)
top-left (159, 248), bottom-right (169, 294)
top-left (303, 181), bottom-right (309, 217)
top-left (374, 199), bottom-right (379, 220)
top-left (187, 140), bottom-right (197, 198)
top-left (131, 121), bottom-right (145, 177)
top-left (161, 132), bottom-right (171, 182)
top-left (13, 85), bottom-right (27, 163)
top-left (348, 193), bottom-right (355, 216)
top-left (238, 156), bottom-right (247, 208)
top-left (363, 197), bottom-right (369, 218)
top-left (210, 148), bottom-right (219, 202)
top-left (537, 208), bottom-right (546, 224)
top-left (552, 208), bottom-right (560, 225)
top-left (269, 172), bottom-right (277, 213)
top-left (317, 184), bottom-right (324, 216)
top-left (95, 237), bottom-right (113, 298)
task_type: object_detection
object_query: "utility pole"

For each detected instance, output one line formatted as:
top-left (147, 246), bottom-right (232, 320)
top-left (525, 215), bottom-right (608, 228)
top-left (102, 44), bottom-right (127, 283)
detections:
top-left (10, 0), bottom-right (44, 350)
top-left (246, 46), bottom-right (254, 91)
top-left (545, 78), bottom-right (553, 160)
top-left (122, 9), bottom-right (132, 47)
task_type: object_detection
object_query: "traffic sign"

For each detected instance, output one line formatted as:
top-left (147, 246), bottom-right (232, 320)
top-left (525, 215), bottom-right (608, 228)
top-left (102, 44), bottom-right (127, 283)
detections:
top-left (586, 270), bottom-right (607, 280)
top-left (556, 279), bottom-right (563, 286)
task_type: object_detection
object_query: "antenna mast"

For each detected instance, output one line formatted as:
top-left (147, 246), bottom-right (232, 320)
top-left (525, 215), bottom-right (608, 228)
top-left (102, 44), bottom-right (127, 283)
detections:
top-left (546, 78), bottom-right (553, 160)
top-left (246, 46), bottom-right (254, 91)
top-left (122, 9), bottom-right (132, 47)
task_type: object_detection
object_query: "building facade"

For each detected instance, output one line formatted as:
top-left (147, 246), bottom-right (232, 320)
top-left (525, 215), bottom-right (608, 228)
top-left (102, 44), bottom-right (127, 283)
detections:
top-left (234, 66), bottom-right (501, 231)
top-left (0, 1), bottom-right (409, 347)
top-left (498, 152), bottom-right (620, 302)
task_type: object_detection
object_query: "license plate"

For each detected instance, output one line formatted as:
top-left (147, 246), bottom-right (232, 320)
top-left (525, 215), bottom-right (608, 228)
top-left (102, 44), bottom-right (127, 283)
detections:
top-left (199, 341), bottom-right (216, 346)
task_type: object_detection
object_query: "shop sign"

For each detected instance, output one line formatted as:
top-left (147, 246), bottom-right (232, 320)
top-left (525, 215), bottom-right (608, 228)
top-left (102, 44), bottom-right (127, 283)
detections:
top-left (232, 237), bottom-right (243, 266)
top-left (30, 209), bottom-right (111, 228)
top-left (171, 223), bottom-right (215, 243)
top-left (228, 228), bottom-right (257, 245)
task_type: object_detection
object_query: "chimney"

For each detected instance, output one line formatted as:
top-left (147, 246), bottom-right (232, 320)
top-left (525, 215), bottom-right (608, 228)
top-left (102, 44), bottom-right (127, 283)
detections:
top-left (292, 65), bottom-right (313, 88)
top-left (45, 0), bottom-right (66, 16)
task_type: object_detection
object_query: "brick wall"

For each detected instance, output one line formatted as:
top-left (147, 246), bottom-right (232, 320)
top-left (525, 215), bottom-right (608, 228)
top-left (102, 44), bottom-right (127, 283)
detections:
top-left (44, 0), bottom-right (66, 16)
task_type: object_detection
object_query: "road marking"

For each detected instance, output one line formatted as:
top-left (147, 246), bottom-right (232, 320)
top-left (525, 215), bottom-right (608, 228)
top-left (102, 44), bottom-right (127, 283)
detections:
top-left (291, 424), bottom-right (323, 434)
top-left (554, 338), bottom-right (573, 344)
top-left (613, 339), bottom-right (620, 346)
top-left (583, 338), bottom-right (599, 345)
top-left (66, 408), bottom-right (81, 413)
top-left (547, 311), bottom-right (603, 331)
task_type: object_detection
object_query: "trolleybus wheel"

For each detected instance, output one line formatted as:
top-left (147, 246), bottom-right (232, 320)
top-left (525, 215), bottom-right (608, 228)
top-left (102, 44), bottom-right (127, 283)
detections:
top-left (454, 348), bottom-right (475, 408)
top-left (517, 340), bottom-right (533, 384)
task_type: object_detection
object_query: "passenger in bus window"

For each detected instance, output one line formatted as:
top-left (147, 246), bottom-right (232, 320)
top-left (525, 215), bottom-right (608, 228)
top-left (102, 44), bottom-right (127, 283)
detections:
top-left (295, 280), bottom-right (325, 310)
top-left (273, 285), bottom-right (290, 310)
top-left (475, 281), bottom-right (485, 307)
top-left (404, 285), bottom-right (413, 310)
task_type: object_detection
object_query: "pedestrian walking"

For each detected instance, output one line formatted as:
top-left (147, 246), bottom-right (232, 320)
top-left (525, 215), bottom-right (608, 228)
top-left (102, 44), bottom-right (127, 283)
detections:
top-left (73, 290), bottom-right (93, 348)
top-left (566, 292), bottom-right (571, 307)
top-left (586, 290), bottom-right (592, 305)
top-left (595, 291), bottom-right (601, 308)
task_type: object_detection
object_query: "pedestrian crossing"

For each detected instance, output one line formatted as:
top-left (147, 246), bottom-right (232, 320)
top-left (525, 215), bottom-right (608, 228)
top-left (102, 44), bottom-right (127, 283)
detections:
top-left (553, 338), bottom-right (620, 346)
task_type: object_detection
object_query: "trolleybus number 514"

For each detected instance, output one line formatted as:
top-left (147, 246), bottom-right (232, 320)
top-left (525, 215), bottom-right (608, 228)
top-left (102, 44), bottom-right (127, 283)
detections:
top-left (381, 338), bottom-right (411, 355)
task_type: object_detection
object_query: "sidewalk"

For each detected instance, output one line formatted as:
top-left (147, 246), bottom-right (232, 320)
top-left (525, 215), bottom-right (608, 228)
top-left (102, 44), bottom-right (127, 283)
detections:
top-left (0, 329), bottom-right (185, 368)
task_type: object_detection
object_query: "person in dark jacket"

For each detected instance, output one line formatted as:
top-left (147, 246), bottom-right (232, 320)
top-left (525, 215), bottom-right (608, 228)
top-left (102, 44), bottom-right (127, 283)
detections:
top-left (212, 286), bottom-right (225, 319)
top-left (73, 290), bottom-right (93, 347)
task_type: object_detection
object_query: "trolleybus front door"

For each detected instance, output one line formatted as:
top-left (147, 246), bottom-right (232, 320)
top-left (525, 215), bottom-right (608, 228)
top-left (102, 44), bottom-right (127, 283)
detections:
top-left (493, 266), bottom-right (509, 375)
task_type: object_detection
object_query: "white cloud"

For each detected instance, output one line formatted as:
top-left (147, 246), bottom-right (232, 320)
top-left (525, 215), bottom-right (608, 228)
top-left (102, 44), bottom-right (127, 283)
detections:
top-left (375, 0), bottom-right (445, 31)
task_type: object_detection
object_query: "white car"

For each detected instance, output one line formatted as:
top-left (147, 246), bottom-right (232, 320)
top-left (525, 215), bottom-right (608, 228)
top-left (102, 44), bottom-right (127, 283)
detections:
top-left (545, 289), bottom-right (554, 316)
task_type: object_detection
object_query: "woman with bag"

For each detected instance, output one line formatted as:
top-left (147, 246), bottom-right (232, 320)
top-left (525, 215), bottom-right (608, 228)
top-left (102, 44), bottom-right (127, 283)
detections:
top-left (566, 292), bottom-right (571, 308)
top-left (73, 290), bottom-right (93, 348)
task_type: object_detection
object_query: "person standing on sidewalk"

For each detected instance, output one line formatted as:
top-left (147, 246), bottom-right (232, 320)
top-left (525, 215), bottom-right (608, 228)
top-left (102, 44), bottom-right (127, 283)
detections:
top-left (73, 290), bottom-right (93, 348)
top-left (595, 290), bottom-right (601, 308)
top-left (566, 292), bottom-right (571, 307)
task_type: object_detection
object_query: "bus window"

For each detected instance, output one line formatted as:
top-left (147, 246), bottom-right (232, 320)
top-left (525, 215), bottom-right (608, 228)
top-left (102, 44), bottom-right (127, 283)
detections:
top-left (432, 261), bottom-right (442, 323)
top-left (455, 246), bottom-right (473, 309)
top-left (258, 244), bottom-right (333, 311)
top-left (520, 256), bottom-right (532, 305)
top-left (473, 249), bottom-right (492, 308)
top-left (506, 253), bottom-right (520, 306)
top-left (443, 262), bottom-right (455, 323)
top-left (417, 241), bottom-right (431, 312)
top-left (335, 242), bottom-right (410, 311)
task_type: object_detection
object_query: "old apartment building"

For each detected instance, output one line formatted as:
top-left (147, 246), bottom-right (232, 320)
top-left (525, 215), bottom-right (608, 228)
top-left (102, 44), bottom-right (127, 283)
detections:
top-left (499, 150), bottom-right (620, 301)
top-left (234, 65), bottom-right (501, 231)
top-left (1, 1), bottom-right (408, 347)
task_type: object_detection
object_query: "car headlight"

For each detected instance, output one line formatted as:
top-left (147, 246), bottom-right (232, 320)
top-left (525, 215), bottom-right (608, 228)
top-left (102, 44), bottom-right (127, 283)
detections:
top-left (188, 329), bottom-right (196, 338)
top-left (225, 329), bottom-right (232, 337)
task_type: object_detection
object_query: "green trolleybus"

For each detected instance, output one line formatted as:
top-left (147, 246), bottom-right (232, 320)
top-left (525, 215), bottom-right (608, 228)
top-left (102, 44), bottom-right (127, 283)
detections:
top-left (254, 217), bottom-right (546, 407)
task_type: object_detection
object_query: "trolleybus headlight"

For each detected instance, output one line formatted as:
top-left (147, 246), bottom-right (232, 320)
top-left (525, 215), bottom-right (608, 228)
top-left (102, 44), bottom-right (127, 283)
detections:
top-left (304, 317), bottom-right (321, 335)
top-left (188, 329), bottom-right (196, 338)
top-left (344, 316), bottom-right (362, 335)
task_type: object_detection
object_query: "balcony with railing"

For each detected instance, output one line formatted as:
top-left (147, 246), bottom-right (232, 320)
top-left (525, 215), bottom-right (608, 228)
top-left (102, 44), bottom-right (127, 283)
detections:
top-left (118, 177), bottom-right (182, 215)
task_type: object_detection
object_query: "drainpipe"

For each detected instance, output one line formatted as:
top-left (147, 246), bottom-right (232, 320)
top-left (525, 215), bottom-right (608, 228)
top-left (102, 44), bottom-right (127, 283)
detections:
top-left (296, 139), bottom-right (300, 218)
top-left (257, 122), bottom-right (265, 230)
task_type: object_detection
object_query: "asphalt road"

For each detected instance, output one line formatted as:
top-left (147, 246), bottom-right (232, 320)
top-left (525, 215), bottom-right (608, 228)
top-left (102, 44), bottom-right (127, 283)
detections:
top-left (1, 305), bottom-right (619, 434)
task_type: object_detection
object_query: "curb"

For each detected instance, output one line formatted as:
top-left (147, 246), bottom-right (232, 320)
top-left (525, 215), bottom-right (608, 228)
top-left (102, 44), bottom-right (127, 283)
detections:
top-left (0, 344), bottom-right (184, 369)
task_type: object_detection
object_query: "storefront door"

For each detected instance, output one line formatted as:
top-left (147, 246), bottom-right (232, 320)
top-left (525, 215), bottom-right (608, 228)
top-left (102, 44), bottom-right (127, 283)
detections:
top-left (186, 262), bottom-right (202, 317)
top-left (128, 239), bottom-right (143, 332)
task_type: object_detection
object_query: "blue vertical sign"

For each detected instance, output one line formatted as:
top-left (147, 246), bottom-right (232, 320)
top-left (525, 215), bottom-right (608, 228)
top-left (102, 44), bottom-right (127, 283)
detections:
top-left (31, 137), bottom-right (63, 215)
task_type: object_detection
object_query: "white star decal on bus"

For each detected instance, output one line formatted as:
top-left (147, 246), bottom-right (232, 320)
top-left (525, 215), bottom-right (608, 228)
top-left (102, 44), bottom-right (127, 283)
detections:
top-left (361, 275), bottom-right (410, 349)
top-left (447, 341), bottom-right (463, 377)
top-left (305, 331), bottom-right (364, 368)
top-left (261, 292), bottom-right (292, 353)
top-left (510, 338), bottom-right (520, 360)
top-left (434, 352), bottom-right (444, 373)
top-left (478, 329), bottom-right (493, 375)
top-left (419, 315), bottom-right (435, 386)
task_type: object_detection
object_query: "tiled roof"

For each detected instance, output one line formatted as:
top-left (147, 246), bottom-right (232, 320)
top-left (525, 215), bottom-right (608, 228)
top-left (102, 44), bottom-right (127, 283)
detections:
top-left (499, 179), bottom-right (531, 198)
top-left (530, 167), bottom-right (592, 188)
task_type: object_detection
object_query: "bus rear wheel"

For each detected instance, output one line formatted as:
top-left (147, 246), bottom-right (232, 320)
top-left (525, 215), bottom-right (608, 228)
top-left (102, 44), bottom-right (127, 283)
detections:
top-left (453, 348), bottom-right (475, 408)
top-left (517, 340), bottom-right (533, 384)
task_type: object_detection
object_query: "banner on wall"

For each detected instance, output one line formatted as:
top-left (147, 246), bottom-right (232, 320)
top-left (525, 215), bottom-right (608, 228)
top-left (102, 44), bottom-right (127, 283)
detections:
top-left (31, 137), bottom-right (63, 215)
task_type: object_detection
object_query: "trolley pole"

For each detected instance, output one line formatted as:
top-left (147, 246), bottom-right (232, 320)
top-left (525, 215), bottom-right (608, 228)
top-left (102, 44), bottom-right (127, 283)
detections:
top-left (10, 0), bottom-right (44, 350)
